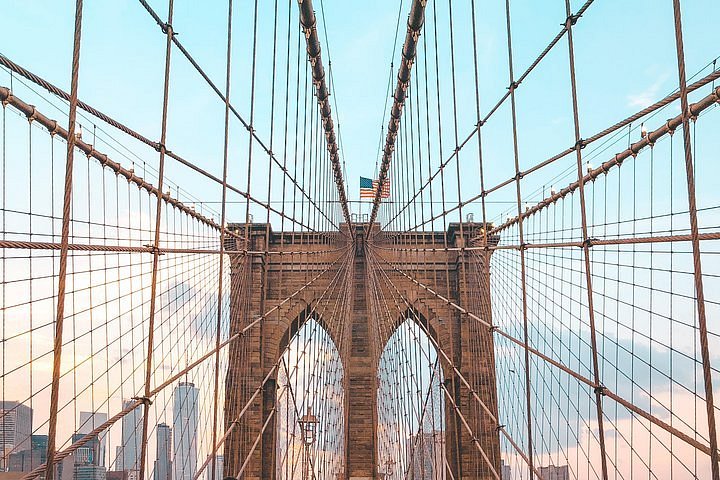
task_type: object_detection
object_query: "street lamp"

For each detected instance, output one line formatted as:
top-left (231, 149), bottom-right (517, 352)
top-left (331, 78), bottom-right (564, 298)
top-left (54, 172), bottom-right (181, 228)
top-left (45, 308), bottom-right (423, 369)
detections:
top-left (385, 458), bottom-right (396, 479)
top-left (298, 407), bottom-right (319, 480)
top-left (298, 406), bottom-right (319, 445)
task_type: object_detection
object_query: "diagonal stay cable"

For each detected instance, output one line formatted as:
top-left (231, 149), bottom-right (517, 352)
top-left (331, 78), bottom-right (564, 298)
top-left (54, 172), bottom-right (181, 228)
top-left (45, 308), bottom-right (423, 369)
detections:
top-left (368, 0), bottom-right (427, 228)
top-left (0, 53), bottom-right (338, 234)
top-left (367, 245), bottom-right (718, 459)
top-left (18, 244), bottom-right (351, 480)
top-left (366, 246), bottom-right (538, 478)
top-left (382, 0), bottom-right (594, 232)
top-left (135, 0), bottom-right (342, 233)
top-left (297, 0), bottom-right (353, 228)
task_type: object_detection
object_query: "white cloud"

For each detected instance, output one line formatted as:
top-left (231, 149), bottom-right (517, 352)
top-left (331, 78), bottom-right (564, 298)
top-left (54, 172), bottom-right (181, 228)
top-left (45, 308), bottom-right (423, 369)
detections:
top-left (502, 386), bottom-right (716, 479)
top-left (627, 74), bottom-right (670, 108)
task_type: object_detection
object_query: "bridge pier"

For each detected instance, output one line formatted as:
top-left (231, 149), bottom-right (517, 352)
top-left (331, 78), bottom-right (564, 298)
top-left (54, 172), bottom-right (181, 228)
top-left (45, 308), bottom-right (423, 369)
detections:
top-left (223, 230), bottom-right (268, 480)
top-left (346, 232), bottom-right (377, 479)
top-left (223, 223), bottom-right (500, 479)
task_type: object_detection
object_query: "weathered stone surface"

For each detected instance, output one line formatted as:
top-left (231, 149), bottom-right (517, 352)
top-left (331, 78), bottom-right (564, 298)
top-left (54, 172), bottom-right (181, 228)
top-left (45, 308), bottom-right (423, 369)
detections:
top-left (223, 223), bottom-right (500, 479)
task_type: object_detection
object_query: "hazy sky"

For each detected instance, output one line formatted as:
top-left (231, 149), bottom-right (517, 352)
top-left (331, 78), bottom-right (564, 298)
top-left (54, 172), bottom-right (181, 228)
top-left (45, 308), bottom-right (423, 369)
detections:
top-left (2, 1), bottom-right (720, 478)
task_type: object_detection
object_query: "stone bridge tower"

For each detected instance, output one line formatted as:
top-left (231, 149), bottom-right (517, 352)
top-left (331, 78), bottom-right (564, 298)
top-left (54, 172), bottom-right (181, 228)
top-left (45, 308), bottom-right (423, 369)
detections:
top-left (223, 222), bottom-right (500, 479)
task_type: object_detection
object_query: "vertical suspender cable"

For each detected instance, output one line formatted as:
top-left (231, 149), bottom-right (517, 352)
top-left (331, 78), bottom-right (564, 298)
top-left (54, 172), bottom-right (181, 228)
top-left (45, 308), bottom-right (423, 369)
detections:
top-left (210, 1), bottom-right (234, 480)
top-left (368, 0), bottom-right (426, 229)
top-left (502, 0), bottom-right (535, 475)
top-left (297, 0), bottom-right (353, 232)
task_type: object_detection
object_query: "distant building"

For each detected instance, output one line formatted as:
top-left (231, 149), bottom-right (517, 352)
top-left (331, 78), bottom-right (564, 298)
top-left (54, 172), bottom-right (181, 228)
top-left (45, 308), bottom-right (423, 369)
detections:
top-left (69, 433), bottom-right (107, 480)
top-left (173, 383), bottom-right (198, 480)
top-left (407, 431), bottom-right (445, 479)
top-left (54, 415), bottom-right (109, 480)
top-left (500, 460), bottom-right (511, 480)
top-left (120, 401), bottom-right (143, 473)
top-left (539, 465), bottom-right (569, 480)
top-left (0, 402), bottom-right (32, 470)
top-left (75, 465), bottom-right (108, 480)
top-left (56, 448), bottom-right (75, 480)
top-left (78, 412), bottom-right (108, 468)
top-left (154, 423), bottom-right (172, 480)
top-left (114, 446), bottom-right (124, 471)
top-left (107, 471), bottom-right (128, 480)
top-left (8, 435), bottom-right (47, 472)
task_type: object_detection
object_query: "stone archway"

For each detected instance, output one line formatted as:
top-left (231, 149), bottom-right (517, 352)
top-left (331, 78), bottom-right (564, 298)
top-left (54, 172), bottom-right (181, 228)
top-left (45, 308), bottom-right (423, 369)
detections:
top-left (274, 309), bottom-right (346, 479)
top-left (223, 222), bottom-right (500, 479)
top-left (375, 308), bottom-right (450, 480)
top-left (222, 224), bottom-right (351, 479)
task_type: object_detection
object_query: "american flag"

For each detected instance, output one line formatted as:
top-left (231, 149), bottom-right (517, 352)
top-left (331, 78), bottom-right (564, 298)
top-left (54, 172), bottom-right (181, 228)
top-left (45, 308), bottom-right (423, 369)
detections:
top-left (360, 176), bottom-right (390, 199)
top-left (373, 178), bottom-right (391, 198)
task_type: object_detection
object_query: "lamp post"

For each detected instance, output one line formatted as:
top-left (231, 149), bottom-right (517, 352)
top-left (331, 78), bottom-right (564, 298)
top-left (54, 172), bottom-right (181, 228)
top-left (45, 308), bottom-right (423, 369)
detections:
top-left (385, 458), bottom-right (396, 479)
top-left (298, 407), bottom-right (319, 480)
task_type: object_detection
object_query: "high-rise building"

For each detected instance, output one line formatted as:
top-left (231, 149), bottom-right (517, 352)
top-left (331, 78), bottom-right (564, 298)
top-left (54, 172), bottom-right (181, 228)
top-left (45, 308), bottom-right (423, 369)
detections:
top-left (154, 423), bottom-right (172, 480)
top-left (8, 435), bottom-right (47, 472)
top-left (114, 446), bottom-right (124, 471)
top-left (119, 400), bottom-right (142, 473)
top-left (79, 412), bottom-right (108, 468)
top-left (0, 402), bottom-right (32, 470)
top-left (539, 465), bottom-right (569, 480)
top-left (173, 383), bottom-right (198, 480)
top-left (56, 450), bottom-right (76, 480)
top-left (500, 460), bottom-right (511, 480)
top-left (70, 433), bottom-right (106, 480)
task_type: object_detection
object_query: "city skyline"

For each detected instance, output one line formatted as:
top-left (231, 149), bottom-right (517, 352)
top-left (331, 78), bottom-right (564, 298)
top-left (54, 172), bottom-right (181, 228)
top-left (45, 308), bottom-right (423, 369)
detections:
top-left (0, 397), bottom-right (201, 480)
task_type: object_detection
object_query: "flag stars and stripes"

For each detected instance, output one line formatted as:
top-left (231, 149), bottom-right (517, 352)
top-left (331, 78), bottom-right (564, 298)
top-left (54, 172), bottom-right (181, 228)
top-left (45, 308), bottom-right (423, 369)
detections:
top-left (360, 176), bottom-right (390, 199)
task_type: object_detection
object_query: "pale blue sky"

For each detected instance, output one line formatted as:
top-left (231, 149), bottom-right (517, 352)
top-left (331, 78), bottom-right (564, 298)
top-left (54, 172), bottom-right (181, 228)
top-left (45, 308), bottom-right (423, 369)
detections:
top-left (2, 0), bottom-right (718, 227)
top-left (2, 1), bottom-right (720, 477)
